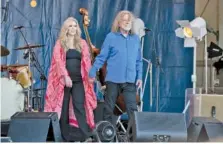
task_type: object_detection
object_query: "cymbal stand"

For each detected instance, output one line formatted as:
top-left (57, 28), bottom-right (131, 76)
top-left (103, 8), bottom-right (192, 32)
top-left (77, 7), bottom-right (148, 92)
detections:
top-left (17, 28), bottom-right (33, 111)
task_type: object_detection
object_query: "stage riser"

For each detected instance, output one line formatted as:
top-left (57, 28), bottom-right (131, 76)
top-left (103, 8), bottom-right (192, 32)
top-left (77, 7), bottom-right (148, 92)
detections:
top-left (193, 95), bottom-right (223, 122)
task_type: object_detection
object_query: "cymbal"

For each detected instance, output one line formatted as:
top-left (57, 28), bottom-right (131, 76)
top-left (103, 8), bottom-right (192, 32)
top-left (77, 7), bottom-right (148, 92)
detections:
top-left (1, 45), bottom-right (10, 56)
top-left (14, 44), bottom-right (45, 50)
top-left (7, 64), bottom-right (28, 67)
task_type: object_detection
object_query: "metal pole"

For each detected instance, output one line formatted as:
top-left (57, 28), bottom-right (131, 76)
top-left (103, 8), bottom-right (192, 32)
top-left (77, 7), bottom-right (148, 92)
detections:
top-left (142, 58), bottom-right (152, 108)
top-left (156, 64), bottom-right (160, 112)
top-left (192, 45), bottom-right (197, 94)
top-left (140, 37), bottom-right (144, 103)
top-left (150, 63), bottom-right (152, 108)
top-left (18, 29), bottom-right (32, 111)
top-left (204, 35), bottom-right (208, 93)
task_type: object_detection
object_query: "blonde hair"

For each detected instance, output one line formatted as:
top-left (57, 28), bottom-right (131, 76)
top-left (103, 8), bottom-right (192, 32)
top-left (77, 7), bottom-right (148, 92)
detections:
top-left (59, 17), bottom-right (82, 52)
top-left (111, 10), bottom-right (136, 34)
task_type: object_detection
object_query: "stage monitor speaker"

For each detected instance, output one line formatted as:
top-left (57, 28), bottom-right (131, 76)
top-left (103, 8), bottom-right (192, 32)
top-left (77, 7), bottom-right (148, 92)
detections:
top-left (127, 112), bottom-right (187, 142)
top-left (7, 112), bottom-right (62, 142)
top-left (198, 122), bottom-right (223, 142)
top-left (187, 117), bottom-right (222, 142)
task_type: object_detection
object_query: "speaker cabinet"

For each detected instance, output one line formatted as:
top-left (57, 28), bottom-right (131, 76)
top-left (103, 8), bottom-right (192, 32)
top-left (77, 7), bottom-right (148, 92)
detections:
top-left (127, 112), bottom-right (187, 142)
top-left (7, 112), bottom-right (62, 142)
top-left (188, 117), bottom-right (223, 142)
top-left (198, 122), bottom-right (223, 142)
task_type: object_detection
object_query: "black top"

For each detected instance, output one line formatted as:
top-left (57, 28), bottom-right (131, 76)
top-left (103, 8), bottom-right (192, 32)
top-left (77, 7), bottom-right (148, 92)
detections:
top-left (66, 49), bottom-right (82, 81)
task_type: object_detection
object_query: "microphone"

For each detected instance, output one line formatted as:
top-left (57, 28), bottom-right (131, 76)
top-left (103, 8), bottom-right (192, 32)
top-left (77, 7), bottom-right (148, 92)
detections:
top-left (3, 0), bottom-right (9, 22)
top-left (14, 26), bottom-right (24, 30)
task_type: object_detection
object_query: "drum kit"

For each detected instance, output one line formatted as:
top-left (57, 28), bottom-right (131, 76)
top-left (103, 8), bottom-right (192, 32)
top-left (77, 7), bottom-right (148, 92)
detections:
top-left (1, 43), bottom-right (46, 121)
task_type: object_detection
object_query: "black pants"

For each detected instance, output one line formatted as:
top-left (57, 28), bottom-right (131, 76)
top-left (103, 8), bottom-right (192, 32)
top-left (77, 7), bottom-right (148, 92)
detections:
top-left (60, 81), bottom-right (90, 142)
top-left (103, 81), bottom-right (138, 126)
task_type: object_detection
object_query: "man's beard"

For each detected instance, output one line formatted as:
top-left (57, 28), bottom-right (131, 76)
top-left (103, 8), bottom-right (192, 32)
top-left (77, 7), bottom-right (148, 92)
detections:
top-left (123, 24), bottom-right (132, 31)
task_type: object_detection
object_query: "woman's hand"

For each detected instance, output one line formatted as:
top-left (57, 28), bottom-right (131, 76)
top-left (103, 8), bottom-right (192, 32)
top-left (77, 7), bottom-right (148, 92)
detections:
top-left (88, 77), bottom-right (95, 84)
top-left (64, 76), bottom-right (72, 87)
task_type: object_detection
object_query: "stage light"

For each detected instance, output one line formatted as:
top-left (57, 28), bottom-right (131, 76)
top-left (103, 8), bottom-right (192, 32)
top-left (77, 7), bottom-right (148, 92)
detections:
top-left (175, 17), bottom-right (207, 47)
top-left (175, 17), bottom-right (207, 94)
top-left (30, 0), bottom-right (37, 8)
top-left (183, 27), bottom-right (193, 38)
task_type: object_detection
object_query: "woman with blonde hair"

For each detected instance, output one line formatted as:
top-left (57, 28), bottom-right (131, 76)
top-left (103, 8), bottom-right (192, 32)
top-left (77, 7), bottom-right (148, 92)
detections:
top-left (89, 10), bottom-right (143, 127)
top-left (44, 17), bottom-right (96, 142)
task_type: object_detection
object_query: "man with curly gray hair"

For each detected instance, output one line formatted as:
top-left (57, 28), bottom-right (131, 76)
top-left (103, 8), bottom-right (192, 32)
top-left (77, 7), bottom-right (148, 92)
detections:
top-left (89, 10), bottom-right (143, 127)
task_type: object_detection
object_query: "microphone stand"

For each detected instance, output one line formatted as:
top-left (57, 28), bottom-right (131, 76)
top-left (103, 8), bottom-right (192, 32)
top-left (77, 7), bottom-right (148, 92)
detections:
top-left (142, 58), bottom-right (152, 110)
top-left (17, 28), bottom-right (47, 111)
top-left (152, 43), bottom-right (164, 112)
top-left (17, 28), bottom-right (33, 112)
top-left (140, 35), bottom-right (153, 111)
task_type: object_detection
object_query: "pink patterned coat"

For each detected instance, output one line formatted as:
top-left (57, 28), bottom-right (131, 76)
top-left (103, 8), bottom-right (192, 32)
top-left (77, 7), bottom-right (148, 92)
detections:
top-left (44, 39), bottom-right (97, 129)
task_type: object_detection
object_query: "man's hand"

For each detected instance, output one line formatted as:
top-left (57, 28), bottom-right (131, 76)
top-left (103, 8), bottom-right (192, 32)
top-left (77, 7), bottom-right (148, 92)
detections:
top-left (90, 43), bottom-right (96, 49)
top-left (136, 79), bottom-right (142, 90)
top-left (91, 43), bottom-right (100, 54)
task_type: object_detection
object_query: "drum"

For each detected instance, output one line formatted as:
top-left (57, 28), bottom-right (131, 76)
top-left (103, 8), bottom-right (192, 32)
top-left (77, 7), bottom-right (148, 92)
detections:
top-left (9, 66), bottom-right (32, 88)
top-left (1, 77), bottom-right (25, 120)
